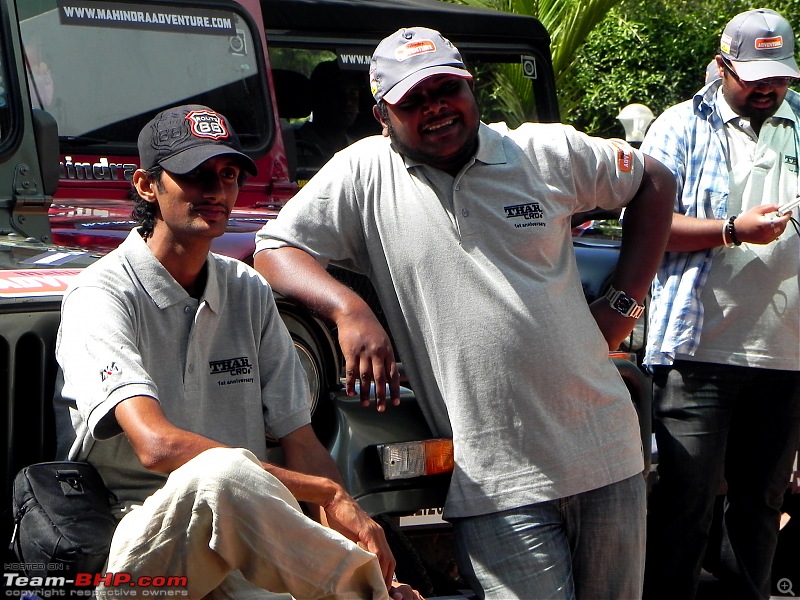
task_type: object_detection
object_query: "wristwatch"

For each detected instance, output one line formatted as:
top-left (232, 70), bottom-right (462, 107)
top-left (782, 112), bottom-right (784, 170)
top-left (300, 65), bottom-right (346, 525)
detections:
top-left (604, 285), bottom-right (645, 319)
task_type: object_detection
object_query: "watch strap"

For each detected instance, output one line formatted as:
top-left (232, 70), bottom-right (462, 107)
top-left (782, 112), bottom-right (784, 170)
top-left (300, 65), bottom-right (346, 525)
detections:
top-left (604, 285), bottom-right (645, 319)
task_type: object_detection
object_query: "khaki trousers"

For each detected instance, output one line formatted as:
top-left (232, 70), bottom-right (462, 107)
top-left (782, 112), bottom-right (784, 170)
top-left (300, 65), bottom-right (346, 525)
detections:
top-left (99, 447), bottom-right (388, 599)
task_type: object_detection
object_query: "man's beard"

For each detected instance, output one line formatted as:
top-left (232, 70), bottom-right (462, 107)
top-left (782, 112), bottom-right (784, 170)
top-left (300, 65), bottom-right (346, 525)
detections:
top-left (385, 119), bottom-right (479, 172)
top-left (729, 89), bottom-right (783, 124)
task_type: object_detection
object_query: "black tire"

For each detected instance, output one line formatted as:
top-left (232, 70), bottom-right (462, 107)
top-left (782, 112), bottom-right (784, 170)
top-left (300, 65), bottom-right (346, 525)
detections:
top-left (277, 303), bottom-right (339, 447)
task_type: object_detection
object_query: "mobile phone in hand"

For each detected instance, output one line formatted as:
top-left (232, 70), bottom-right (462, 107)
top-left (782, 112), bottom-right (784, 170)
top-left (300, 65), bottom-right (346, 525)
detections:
top-left (777, 196), bottom-right (800, 216)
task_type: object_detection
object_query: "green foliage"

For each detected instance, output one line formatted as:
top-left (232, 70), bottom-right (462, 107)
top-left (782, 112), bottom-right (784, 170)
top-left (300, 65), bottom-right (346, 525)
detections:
top-left (452, 0), bottom-right (800, 134)
top-left (471, 62), bottom-right (535, 126)
top-left (562, 0), bottom-right (800, 135)
top-left (457, 0), bottom-right (620, 75)
top-left (454, 0), bottom-right (626, 126)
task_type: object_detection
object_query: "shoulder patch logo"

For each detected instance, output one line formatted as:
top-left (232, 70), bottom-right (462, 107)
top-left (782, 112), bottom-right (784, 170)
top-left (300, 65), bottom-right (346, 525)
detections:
top-left (618, 148), bottom-right (632, 172)
top-left (100, 362), bottom-right (120, 382)
top-left (611, 140), bottom-right (633, 173)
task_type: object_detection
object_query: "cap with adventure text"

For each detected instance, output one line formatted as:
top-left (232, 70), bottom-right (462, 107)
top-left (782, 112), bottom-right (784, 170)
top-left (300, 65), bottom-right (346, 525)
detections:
top-left (369, 27), bottom-right (472, 105)
top-left (138, 105), bottom-right (258, 176)
top-left (719, 8), bottom-right (800, 81)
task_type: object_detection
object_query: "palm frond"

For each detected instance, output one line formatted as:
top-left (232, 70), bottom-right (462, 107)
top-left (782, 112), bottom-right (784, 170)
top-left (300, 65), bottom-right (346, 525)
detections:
top-left (451, 0), bottom-right (623, 122)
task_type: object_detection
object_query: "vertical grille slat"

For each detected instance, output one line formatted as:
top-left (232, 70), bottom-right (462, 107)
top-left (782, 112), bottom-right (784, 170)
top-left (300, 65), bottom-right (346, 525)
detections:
top-left (1, 308), bottom-right (62, 551)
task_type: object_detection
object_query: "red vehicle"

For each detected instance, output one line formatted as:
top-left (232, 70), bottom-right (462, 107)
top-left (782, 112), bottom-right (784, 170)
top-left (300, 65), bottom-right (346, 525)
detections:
top-left (37, 0), bottom-right (561, 264)
top-left (28, 0), bottom-right (289, 260)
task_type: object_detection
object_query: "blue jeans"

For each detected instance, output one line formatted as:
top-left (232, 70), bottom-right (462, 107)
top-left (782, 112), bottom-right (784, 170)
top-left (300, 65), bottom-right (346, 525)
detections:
top-left (644, 361), bottom-right (800, 600)
top-left (450, 474), bottom-right (646, 599)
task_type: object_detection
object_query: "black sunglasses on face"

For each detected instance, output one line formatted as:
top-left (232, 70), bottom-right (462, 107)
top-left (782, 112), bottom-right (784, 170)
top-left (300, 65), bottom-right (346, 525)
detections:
top-left (720, 57), bottom-right (794, 88)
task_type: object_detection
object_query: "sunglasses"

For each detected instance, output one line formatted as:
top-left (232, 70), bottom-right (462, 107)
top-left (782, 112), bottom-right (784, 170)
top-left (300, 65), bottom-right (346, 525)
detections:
top-left (720, 57), bottom-right (794, 88)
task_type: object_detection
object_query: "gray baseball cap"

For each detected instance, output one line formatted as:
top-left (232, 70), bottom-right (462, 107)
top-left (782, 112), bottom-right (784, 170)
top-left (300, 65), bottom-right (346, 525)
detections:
top-left (369, 27), bottom-right (472, 104)
top-left (720, 8), bottom-right (800, 81)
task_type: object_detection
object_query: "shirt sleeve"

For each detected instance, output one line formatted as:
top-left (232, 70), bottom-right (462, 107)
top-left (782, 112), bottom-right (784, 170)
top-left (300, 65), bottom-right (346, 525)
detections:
top-left (57, 285), bottom-right (158, 440)
top-left (254, 151), bottom-right (370, 274)
top-left (561, 125), bottom-right (646, 213)
top-left (640, 107), bottom-right (688, 212)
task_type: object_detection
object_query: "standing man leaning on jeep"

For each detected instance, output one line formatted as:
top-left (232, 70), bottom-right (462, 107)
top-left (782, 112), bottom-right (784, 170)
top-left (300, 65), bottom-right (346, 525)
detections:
top-left (641, 9), bottom-right (800, 600)
top-left (54, 104), bottom-right (421, 600)
top-left (254, 27), bottom-right (675, 599)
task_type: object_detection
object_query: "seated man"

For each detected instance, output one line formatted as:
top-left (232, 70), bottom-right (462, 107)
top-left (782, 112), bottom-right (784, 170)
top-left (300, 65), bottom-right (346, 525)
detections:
top-left (53, 104), bottom-right (420, 600)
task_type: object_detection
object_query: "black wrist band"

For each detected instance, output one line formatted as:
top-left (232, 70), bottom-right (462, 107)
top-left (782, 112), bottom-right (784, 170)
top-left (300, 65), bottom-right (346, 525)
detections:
top-left (726, 216), bottom-right (741, 246)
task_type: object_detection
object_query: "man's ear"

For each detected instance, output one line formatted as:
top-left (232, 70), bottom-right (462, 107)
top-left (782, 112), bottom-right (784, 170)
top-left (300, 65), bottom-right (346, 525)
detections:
top-left (132, 169), bottom-right (157, 203)
top-left (372, 104), bottom-right (390, 137)
top-left (714, 55), bottom-right (725, 80)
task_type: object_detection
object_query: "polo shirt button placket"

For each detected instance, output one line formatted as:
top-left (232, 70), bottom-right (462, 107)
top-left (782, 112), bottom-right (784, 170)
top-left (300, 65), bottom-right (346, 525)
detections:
top-left (461, 208), bottom-right (470, 217)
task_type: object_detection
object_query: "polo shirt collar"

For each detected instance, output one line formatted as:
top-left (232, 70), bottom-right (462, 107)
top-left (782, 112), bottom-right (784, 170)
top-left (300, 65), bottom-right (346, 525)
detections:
top-left (119, 228), bottom-right (220, 312)
top-left (474, 122), bottom-right (507, 165)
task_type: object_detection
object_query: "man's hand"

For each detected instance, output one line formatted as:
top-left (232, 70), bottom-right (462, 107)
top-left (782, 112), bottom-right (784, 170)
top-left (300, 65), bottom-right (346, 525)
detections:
top-left (280, 427), bottom-right (399, 590)
top-left (390, 580), bottom-right (425, 600)
top-left (322, 487), bottom-right (397, 589)
top-left (589, 299), bottom-right (638, 351)
top-left (255, 247), bottom-right (401, 411)
top-left (668, 204), bottom-right (793, 251)
top-left (337, 308), bottom-right (401, 411)
top-left (730, 204), bottom-right (791, 245)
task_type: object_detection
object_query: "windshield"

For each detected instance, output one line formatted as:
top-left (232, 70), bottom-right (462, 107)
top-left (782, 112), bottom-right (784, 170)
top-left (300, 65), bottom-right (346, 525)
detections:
top-left (20, 0), bottom-right (271, 151)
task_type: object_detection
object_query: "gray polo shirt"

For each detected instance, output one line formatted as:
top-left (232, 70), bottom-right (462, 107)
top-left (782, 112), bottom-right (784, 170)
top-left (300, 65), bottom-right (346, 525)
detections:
top-left (55, 229), bottom-right (311, 511)
top-left (256, 122), bottom-right (646, 519)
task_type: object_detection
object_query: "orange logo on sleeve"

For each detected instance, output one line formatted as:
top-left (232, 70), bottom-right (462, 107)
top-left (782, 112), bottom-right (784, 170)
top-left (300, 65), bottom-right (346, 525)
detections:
top-left (611, 140), bottom-right (633, 173)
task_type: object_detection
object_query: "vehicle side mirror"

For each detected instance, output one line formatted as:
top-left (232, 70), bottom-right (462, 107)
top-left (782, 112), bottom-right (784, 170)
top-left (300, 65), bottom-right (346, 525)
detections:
top-left (32, 109), bottom-right (58, 196)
